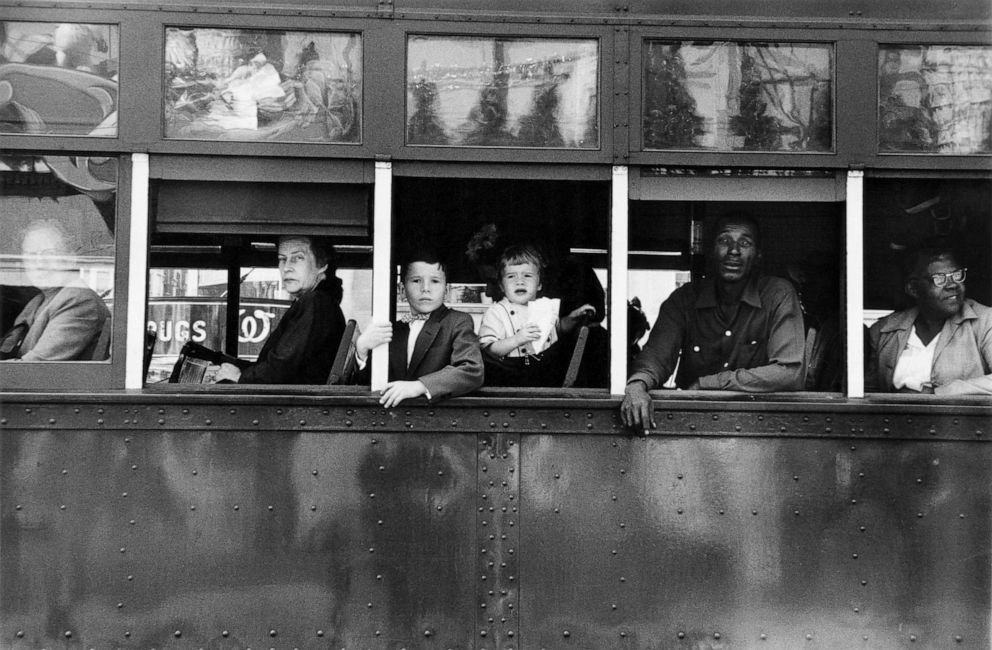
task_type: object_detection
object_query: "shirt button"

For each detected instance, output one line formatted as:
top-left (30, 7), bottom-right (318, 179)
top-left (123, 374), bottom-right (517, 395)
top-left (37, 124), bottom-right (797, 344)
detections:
top-left (724, 330), bottom-right (732, 337)
top-left (693, 346), bottom-right (700, 352)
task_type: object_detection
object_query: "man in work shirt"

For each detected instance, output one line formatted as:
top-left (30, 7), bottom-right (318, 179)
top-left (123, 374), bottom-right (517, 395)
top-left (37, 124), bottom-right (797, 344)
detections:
top-left (621, 213), bottom-right (805, 431)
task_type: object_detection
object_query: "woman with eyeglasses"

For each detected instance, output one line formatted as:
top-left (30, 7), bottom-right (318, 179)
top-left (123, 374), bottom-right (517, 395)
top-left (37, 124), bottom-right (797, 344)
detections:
top-left (866, 238), bottom-right (992, 395)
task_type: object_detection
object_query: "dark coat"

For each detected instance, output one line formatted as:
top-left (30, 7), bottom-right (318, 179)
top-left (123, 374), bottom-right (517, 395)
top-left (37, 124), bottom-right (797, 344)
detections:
top-left (238, 277), bottom-right (346, 384)
top-left (360, 305), bottom-right (484, 402)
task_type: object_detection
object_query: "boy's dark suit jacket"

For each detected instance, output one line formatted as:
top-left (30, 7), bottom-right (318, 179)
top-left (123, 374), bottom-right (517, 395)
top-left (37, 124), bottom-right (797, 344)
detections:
top-left (360, 305), bottom-right (484, 401)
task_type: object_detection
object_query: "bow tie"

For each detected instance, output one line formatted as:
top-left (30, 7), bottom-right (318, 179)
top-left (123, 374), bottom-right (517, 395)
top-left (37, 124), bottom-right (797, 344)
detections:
top-left (400, 312), bottom-right (430, 324)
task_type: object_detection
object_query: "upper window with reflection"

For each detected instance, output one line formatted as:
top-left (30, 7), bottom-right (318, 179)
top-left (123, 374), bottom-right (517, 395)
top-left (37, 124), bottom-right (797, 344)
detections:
top-left (164, 27), bottom-right (361, 143)
top-left (1, 21), bottom-right (119, 137)
top-left (878, 45), bottom-right (992, 154)
top-left (643, 41), bottom-right (832, 152)
top-left (0, 155), bottom-right (116, 362)
top-left (406, 36), bottom-right (599, 148)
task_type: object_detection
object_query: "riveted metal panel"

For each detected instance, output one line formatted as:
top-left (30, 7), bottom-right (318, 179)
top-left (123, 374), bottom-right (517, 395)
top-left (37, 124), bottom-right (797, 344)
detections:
top-left (1, 424), bottom-right (479, 649)
top-left (1, 394), bottom-right (990, 649)
top-left (518, 434), bottom-right (990, 649)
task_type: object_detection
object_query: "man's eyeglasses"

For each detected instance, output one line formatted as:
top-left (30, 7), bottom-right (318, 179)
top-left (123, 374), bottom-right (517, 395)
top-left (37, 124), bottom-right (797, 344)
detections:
top-left (918, 268), bottom-right (966, 287)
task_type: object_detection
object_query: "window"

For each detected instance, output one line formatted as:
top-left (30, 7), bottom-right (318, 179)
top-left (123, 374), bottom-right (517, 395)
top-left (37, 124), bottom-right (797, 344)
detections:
top-left (1, 21), bottom-right (119, 137)
top-left (878, 45), bottom-right (992, 154)
top-left (628, 170), bottom-right (844, 392)
top-left (406, 36), bottom-right (599, 148)
top-left (393, 175), bottom-right (610, 388)
top-left (642, 40), bottom-right (833, 152)
top-left (863, 177), bottom-right (991, 388)
top-left (163, 27), bottom-right (362, 143)
top-left (0, 155), bottom-right (116, 362)
top-left (145, 173), bottom-right (373, 386)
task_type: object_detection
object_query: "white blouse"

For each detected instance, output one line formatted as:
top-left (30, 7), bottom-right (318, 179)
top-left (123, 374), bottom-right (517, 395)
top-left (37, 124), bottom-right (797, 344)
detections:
top-left (891, 326), bottom-right (939, 392)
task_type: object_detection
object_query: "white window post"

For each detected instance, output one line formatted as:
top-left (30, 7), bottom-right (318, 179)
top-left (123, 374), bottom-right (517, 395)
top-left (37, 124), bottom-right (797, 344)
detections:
top-left (610, 165), bottom-right (630, 395)
top-left (846, 168), bottom-right (865, 398)
top-left (371, 159), bottom-right (393, 391)
top-left (125, 153), bottom-right (150, 389)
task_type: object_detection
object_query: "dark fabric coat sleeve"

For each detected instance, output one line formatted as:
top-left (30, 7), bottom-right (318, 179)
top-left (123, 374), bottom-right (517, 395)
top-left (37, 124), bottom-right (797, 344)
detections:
top-left (416, 311), bottom-right (485, 401)
top-left (238, 290), bottom-right (345, 384)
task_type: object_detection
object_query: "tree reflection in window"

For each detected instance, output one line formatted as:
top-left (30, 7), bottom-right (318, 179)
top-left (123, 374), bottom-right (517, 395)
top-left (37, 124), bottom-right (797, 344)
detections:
top-left (406, 36), bottom-right (599, 148)
top-left (643, 41), bottom-right (832, 152)
top-left (878, 45), bottom-right (992, 154)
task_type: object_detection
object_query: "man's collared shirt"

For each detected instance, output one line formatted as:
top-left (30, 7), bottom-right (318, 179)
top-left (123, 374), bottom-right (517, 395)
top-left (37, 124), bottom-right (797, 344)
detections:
top-left (628, 274), bottom-right (805, 392)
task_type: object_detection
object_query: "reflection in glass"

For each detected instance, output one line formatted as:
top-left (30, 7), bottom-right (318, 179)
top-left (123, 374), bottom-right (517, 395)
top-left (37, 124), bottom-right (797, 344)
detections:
top-left (643, 41), bottom-right (832, 152)
top-left (878, 45), bottom-right (992, 154)
top-left (406, 36), bottom-right (598, 148)
top-left (0, 21), bottom-right (119, 136)
top-left (0, 156), bottom-right (116, 362)
top-left (164, 27), bottom-right (361, 142)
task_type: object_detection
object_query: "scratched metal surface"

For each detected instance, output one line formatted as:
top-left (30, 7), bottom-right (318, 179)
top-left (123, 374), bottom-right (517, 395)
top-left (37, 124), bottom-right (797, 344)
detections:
top-left (1, 396), bottom-right (990, 650)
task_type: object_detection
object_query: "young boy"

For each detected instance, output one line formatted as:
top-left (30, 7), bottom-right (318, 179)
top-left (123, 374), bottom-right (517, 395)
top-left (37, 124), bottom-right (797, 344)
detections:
top-left (355, 250), bottom-right (483, 407)
top-left (478, 244), bottom-right (594, 386)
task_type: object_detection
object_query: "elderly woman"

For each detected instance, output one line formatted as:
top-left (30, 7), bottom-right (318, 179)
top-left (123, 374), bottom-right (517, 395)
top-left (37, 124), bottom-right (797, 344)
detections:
top-left (213, 235), bottom-right (346, 384)
top-left (867, 239), bottom-right (992, 395)
top-left (1, 220), bottom-right (110, 361)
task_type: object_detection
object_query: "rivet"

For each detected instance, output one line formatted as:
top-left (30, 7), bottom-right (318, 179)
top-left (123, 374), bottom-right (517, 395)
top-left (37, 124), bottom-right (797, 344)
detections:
top-left (205, 419), bottom-right (212, 425)
top-left (174, 631), bottom-right (182, 638)
top-left (60, 504), bottom-right (66, 510)
top-left (127, 575), bottom-right (133, 581)
top-left (97, 419), bottom-right (104, 425)
top-left (181, 409), bottom-right (187, 415)
top-left (714, 632), bottom-right (721, 639)
top-left (562, 631), bottom-right (570, 637)
top-left (719, 509), bottom-right (725, 515)
top-left (129, 519), bottom-right (135, 525)
top-left (222, 631), bottom-right (229, 637)
top-left (955, 635), bottom-right (963, 642)
top-left (861, 580), bottom-right (868, 585)
top-left (611, 603), bottom-right (618, 610)
top-left (124, 631), bottom-right (131, 638)
top-left (752, 509), bottom-right (758, 515)
top-left (794, 509), bottom-right (800, 516)
top-left (852, 553), bottom-right (859, 559)
top-left (735, 425), bottom-right (742, 431)
top-left (233, 505), bottom-right (239, 510)
top-left (120, 547), bottom-right (126, 553)
top-left (909, 635), bottom-right (917, 642)
top-left (300, 420), bottom-right (307, 426)
top-left (131, 465), bottom-right (138, 471)
top-left (851, 499), bottom-right (857, 505)
top-left (65, 631), bottom-right (73, 638)
top-left (16, 631), bottom-right (24, 638)
top-left (917, 512), bottom-right (924, 518)
top-left (62, 469), bottom-right (68, 475)
top-left (370, 438), bottom-right (378, 444)
top-left (760, 633), bottom-right (767, 640)
top-left (252, 420), bottom-right (260, 426)
top-left (49, 418), bottom-right (56, 424)
top-left (269, 629), bottom-right (277, 637)
top-left (480, 631), bottom-right (487, 637)
top-left (268, 505), bottom-right (274, 511)
top-left (424, 630), bottom-right (433, 637)
top-left (677, 508), bottom-right (683, 514)
top-left (859, 525), bottom-right (866, 532)
top-left (677, 632), bottom-right (685, 639)
top-left (806, 633), bottom-right (813, 640)
top-left (619, 576), bottom-right (626, 582)
top-left (554, 473), bottom-right (560, 479)
top-left (793, 475), bottom-right (799, 481)
top-left (316, 630), bottom-right (324, 637)
top-left (310, 505), bottom-right (317, 511)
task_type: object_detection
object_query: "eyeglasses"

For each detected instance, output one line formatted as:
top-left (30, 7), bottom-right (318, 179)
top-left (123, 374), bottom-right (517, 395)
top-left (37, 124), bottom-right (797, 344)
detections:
top-left (919, 268), bottom-right (966, 287)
